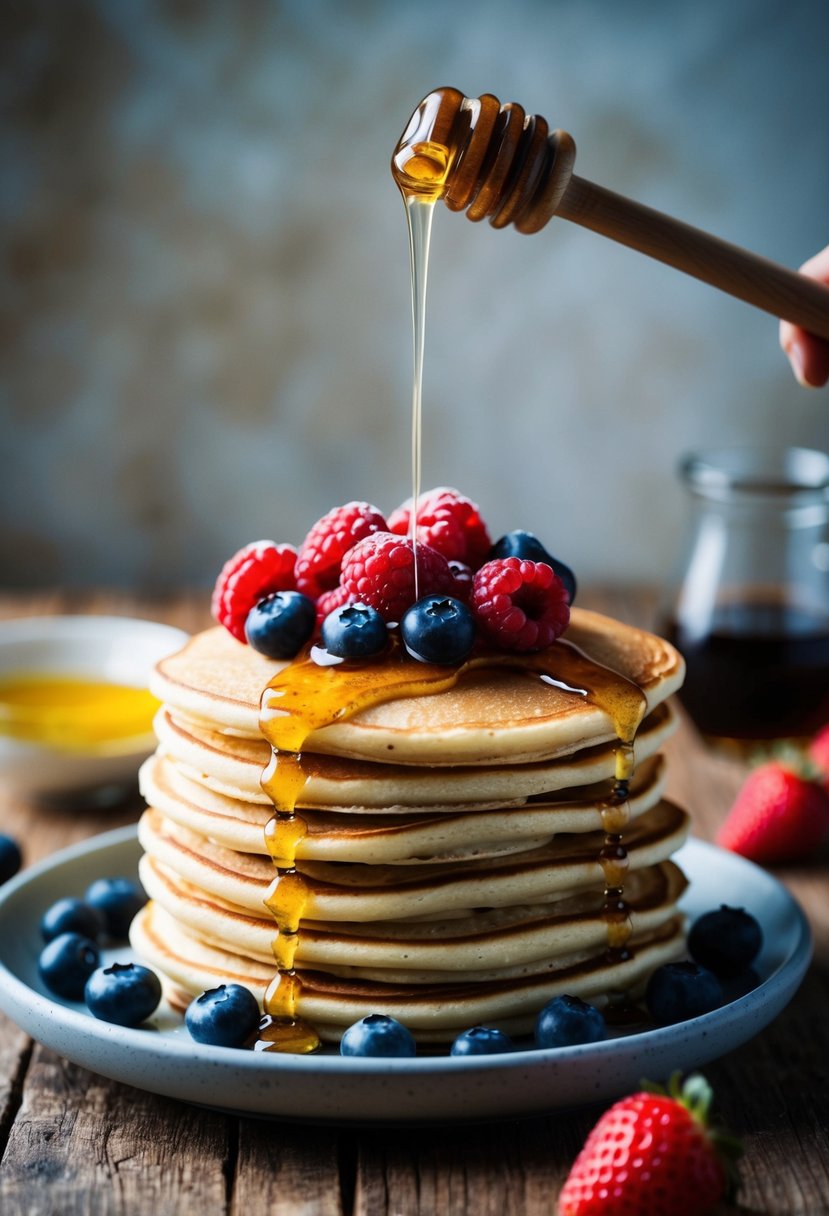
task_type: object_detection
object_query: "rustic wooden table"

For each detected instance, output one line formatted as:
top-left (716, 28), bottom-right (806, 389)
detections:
top-left (0, 590), bottom-right (827, 1216)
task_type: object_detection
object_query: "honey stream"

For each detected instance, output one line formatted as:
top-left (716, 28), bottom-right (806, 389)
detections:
top-left (391, 127), bottom-right (642, 961)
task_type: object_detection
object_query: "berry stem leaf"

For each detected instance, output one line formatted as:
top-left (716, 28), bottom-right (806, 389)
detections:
top-left (678, 1072), bottom-right (714, 1123)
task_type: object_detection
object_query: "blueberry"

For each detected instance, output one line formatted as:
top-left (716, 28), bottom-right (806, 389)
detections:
top-left (400, 596), bottom-right (476, 665)
top-left (488, 530), bottom-right (577, 604)
top-left (40, 897), bottom-right (106, 944)
top-left (84, 877), bottom-right (147, 939)
top-left (339, 1014), bottom-right (417, 1057)
top-left (450, 1025), bottom-right (514, 1056)
top-left (645, 961), bottom-right (723, 1026)
top-left (0, 835), bottom-right (22, 885)
top-left (535, 994), bottom-right (606, 1048)
top-left (38, 932), bottom-right (100, 1000)
top-left (688, 906), bottom-right (763, 978)
top-left (185, 983), bottom-right (261, 1048)
top-left (321, 602), bottom-right (388, 659)
top-left (245, 591), bottom-right (316, 660)
top-left (84, 962), bottom-right (162, 1027)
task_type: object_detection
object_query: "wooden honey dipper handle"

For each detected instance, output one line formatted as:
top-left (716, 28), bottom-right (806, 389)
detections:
top-left (557, 175), bottom-right (829, 341)
top-left (392, 88), bottom-right (829, 342)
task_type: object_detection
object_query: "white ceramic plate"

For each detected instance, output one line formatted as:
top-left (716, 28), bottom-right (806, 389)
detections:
top-left (0, 828), bottom-right (811, 1124)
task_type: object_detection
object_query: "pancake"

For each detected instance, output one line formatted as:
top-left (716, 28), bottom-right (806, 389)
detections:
top-left (152, 701), bottom-right (676, 807)
top-left (139, 751), bottom-right (667, 861)
top-left (130, 607), bottom-right (690, 1047)
top-left (138, 852), bottom-right (687, 974)
top-left (151, 610), bottom-right (684, 762)
top-left (131, 901), bottom-right (686, 1041)
top-left (137, 800), bottom-right (688, 922)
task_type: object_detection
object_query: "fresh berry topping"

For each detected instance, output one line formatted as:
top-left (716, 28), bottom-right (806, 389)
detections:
top-left (315, 582), bottom-right (354, 630)
top-left (535, 995), bottom-right (606, 1049)
top-left (295, 502), bottom-right (387, 598)
top-left (185, 983), bottom-right (262, 1048)
top-left (488, 529), bottom-right (577, 604)
top-left (715, 758), bottom-right (829, 864)
top-left (321, 602), bottom-right (389, 659)
top-left (450, 1026), bottom-right (514, 1056)
top-left (212, 541), bottom-right (298, 643)
top-left (245, 591), bottom-right (317, 659)
top-left (388, 487), bottom-right (492, 567)
top-left (645, 961), bottom-right (723, 1026)
top-left (85, 877), bottom-right (148, 940)
top-left (447, 559), bottom-right (473, 600)
top-left (0, 834), bottom-right (22, 885)
top-left (38, 932), bottom-right (100, 999)
top-left (40, 897), bottom-right (106, 944)
top-left (688, 906), bottom-right (763, 978)
top-left (340, 532), bottom-right (456, 623)
top-left (84, 962), bottom-right (162, 1027)
top-left (471, 558), bottom-right (570, 652)
top-left (400, 595), bottom-right (476, 665)
top-left (339, 1013), bottom-right (417, 1058)
top-left (557, 1072), bottom-right (740, 1216)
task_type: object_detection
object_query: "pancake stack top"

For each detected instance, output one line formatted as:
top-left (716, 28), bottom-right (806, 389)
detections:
top-left (132, 601), bottom-right (689, 1049)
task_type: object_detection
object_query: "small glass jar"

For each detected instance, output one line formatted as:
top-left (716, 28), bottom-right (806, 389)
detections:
top-left (661, 446), bottom-right (829, 756)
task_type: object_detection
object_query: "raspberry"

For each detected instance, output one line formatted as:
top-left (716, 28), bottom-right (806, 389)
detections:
top-left (315, 582), bottom-right (353, 630)
top-left (295, 502), bottom-right (387, 598)
top-left (470, 558), bottom-right (570, 651)
top-left (448, 560), bottom-right (473, 601)
top-left (340, 532), bottom-right (456, 622)
top-left (388, 487), bottom-right (491, 568)
top-left (212, 541), bottom-right (298, 643)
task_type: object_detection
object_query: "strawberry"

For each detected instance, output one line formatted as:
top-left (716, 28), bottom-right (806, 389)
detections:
top-left (716, 756), bottom-right (829, 864)
top-left (557, 1073), bottom-right (740, 1216)
top-left (808, 723), bottom-right (829, 792)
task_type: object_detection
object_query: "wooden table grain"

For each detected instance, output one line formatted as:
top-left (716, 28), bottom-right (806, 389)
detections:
top-left (0, 590), bottom-right (827, 1216)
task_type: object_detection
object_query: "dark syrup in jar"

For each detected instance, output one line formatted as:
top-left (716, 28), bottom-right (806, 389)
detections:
top-left (665, 601), bottom-right (829, 753)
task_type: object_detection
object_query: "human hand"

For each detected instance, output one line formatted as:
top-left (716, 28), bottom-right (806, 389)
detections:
top-left (779, 246), bottom-right (829, 387)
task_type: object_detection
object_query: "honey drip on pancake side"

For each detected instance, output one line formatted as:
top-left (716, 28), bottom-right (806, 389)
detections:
top-left (256, 637), bottom-right (647, 1050)
top-left (255, 750), bottom-right (319, 1053)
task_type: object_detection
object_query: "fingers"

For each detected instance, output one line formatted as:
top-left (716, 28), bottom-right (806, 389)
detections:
top-left (780, 245), bottom-right (829, 388)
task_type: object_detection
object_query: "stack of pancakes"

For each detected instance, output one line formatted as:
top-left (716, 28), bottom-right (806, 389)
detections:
top-left (131, 607), bottom-right (689, 1044)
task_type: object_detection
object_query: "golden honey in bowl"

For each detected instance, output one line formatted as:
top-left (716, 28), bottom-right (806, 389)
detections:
top-left (0, 673), bottom-right (160, 753)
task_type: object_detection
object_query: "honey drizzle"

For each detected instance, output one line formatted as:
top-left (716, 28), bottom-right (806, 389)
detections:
top-left (404, 193), bottom-right (436, 601)
top-left (396, 111), bottom-right (451, 601)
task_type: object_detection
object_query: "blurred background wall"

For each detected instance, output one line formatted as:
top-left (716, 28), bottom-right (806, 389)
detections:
top-left (2, 0), bottom-right (828, 591)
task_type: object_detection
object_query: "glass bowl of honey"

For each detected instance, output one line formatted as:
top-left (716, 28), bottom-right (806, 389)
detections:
top-left (0, 616), bottom-right (188, 803)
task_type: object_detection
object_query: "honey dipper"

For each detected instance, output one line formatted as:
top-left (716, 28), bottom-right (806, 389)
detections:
top-left (392, 87), bottom-right (829, 341)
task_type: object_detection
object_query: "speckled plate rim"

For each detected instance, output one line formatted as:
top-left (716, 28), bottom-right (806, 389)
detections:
top-left (0, 826), bottom-right (812, 1123)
